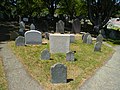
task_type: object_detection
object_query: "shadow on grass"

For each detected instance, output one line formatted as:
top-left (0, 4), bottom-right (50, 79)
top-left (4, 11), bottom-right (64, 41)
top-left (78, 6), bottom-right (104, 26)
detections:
top-left (67, 79), bottom-right (74, 83)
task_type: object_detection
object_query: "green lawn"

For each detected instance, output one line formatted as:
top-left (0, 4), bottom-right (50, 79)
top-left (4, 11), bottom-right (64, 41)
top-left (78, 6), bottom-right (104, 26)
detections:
top-left (0, 57), bottom-right (7, 90)
top-left (8, 35), bottom-right (114, 90)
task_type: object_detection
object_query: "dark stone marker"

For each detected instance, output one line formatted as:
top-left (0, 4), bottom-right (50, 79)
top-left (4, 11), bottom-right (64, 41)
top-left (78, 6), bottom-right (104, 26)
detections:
top-left (15, 36), bottom-right (25, 46)
top-left (66, 51), bottom-right (74, 61)
top-left (94, 41), bottom-right (102, 51)
top-left (86, 35), bottom-right (92, 44)
top-left (96, 34), bottom-right (103, 43)
top-left (83, 33), bottom-right (90, 43)
top-left (41, 49), bottom-right (50, 60)
top-left (72, 18), bottom-right (81, 33)
top-left (51, 63), bottom-right (67, 83)
top-left (44, 32), bottom-right (49, 40)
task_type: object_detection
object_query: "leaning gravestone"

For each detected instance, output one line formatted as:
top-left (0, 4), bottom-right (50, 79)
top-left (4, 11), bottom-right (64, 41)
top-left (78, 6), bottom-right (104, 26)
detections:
top-left (56, 20), bottom-right (64, 34)
top-left (96, 34), bottom-right (103, 43)
top-left (30, 23), bottom-right (35, 30)
top-left (41, 49), bottom-right (50, 60)
top-left (83, 33), bottom-right (90, 43)
top-left (19, 21), bottom-right (25, 33)
top-left (25, 30), bottom-right (42, 45)
top-left (94, 41), bottom-right (102, 51)
top-left (72, 18), bottom-right (81, 33)
top-left (66, 51), bottom-right (74, 61)
top-left (86, 35), bottom-right (92, 44)
top-left (15, 36), bottom-right (25, 46)
top-left (51, 63), bottom-right (67, 83)
top-left (49, 34), bottom-right (70, 53)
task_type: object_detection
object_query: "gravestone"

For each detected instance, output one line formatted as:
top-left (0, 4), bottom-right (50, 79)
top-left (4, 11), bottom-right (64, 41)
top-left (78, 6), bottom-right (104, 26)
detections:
top-left (66, 51), bottom-right (74, 61)
top-left (30, 23), bottom-right (35, 30)
top-left (109, 30), bottom-right (116, 39)
top-left (10, 31), bottom-right (19, 40)
top-left (51, 63), bottom-right (67, 83)
top-left (83, 33), bottom-right (90, 43)
top-left (96, 34), bottom-right (103, 43)
top-left (86, 35), bottom-right (92, 44)
top-left (70, 34), bottom-right (75, 43)
top-left (72, 18), bottom-right (81, 33)
top-left (94, 42), bottom-right (102, 51)
top-left (19, 21), bottom-right (25, 33)
top-left (41, 49), bottom-right (50, 60)
top-left (56, 20), bottom-right (64, 34)
top-left (49, 34), bottom-right (70, 53)
top-left (44, 32), bottom-right (49, 40)
top-left (15, 36), bottom-right (25, 46)
top-left (25, 30), bottom-right (42, 45)
top-left (100, 29), bottom-right (106, 38)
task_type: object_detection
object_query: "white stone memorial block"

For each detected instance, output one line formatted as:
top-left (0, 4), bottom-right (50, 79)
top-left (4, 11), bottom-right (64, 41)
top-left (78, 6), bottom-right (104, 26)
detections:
top-left (25, 30), bottom-right (42, 45)
top-left (49, 34), bottom-right (70, 53)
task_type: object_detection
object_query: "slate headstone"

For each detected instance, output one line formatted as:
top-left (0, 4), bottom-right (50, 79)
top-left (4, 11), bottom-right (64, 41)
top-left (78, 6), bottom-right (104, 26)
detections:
top-left (56, 20), bottom-right (64, 34)
top-left (66, 51), bottom-right (74, 61)
top-left (15, 36), bottom-right (25, 46)
top-left (94, 42), bottom-right (102, 51)
top-left (96, 34), bottom-right (103, 43)
top-left (70, 34), bottom-right (75, 43)
top-left (41, 49), bottom-right (50, 60)
top-left (44, 32), bottom-right (49, 40)
top-left (83, 33), bottom-right (90, 43)
top-left (25, 30), bottom-right (42, 45)
top-left (86, 35), bottom-right (92, 44)
top-left (30, 23), bottom-right (35, 30)
top-left (72, 18), bottom-right (81, 33)
top-left (51, 63), bottom-right (67, 83)
top-left (49, 34), bottom-right (70, 53)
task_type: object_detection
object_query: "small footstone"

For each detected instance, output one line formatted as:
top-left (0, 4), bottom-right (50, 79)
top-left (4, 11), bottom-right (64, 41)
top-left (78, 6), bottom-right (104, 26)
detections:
top-left (41, 49), bottom-right (50, 60)
top-left (66, 51), bottom-right (75, 61)
top-left (94, 41), bottom-right (102, 51)
top-left (51, 63), bottom-right (67, 83)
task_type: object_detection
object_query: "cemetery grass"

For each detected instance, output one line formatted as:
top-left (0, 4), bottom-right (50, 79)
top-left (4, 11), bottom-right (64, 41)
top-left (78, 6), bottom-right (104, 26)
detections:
top-left (8, 36), bottom-right (114, 90)
top-left (0, 57), bottom-right (7, 90)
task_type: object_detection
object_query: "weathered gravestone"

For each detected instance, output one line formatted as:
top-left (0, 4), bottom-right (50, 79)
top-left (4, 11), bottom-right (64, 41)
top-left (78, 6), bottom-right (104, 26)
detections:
top-left (96, 34), bottom-right (103, 43)
top-left (72, 18), bottom-right (81, 33)
top-left (49, 34), bottom-right (70, 53)
top-left (66, 51), bottom-right (74, 61)
top-left (83, 33), bottom-right (90, 43)
top-left (44, 32), bottom-right (49, 40)
top-left (15, 36), bottom-right (25, 46)
top-left (51, 63), bottom-right (67, 83)
top-left (30, 23), bottom-right (35, 30)
top-left (56, 20), bottom-right (64, 34)
top-left (70, 34), bottom-right (75, 43)
top-left (41, 49), bottom-right (50, 60)
top-left (25, 30), bottom-right (42, 45)
top-left (86, 35), bottom-right (92, 44)
top-left (94, 42), bottom-right (102, 51)
top-left (19, 21), bottom-right (25, 33)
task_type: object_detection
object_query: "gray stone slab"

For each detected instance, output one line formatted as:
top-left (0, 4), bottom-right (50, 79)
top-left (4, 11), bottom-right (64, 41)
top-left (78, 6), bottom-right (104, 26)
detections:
top-left (70, 34), bottom-right (75, 43)
top-left (49, 34), bottom-right (70, 53)
top-left (72, 18), bottom-right (81, 33)
top-left (30, 23), bottom-right (35, 30)
top-left (86, 35), bottom-right (92, 44)
top-left (15, 36), bottom-right (25, 46)
top-left (96, 34), bottom-right (103, 43)
top-left (41, 49), bottom-right (50, 60)
top-left (19, 21), bottom-right (25, 33)
top-left (51, 63), bottom-right (67, 83)
top-left (94, 42), bottom-right (102, 51)
top-left (25, 30), bottom-right (42, 45)
top-left (56, 20), bottom-right (64, 34)
top-left (66, 51), bottom-right (75, 61)
top-left (83, 33), bottom-right (90, 43)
